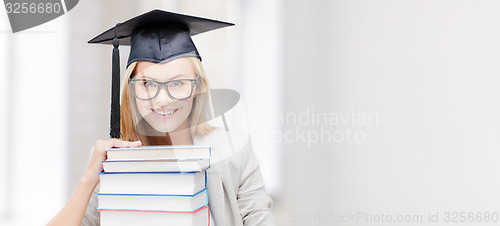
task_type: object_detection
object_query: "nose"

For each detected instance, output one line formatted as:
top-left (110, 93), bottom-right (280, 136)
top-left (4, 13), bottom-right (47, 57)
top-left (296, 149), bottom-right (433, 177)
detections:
top-left (154, 87), bottom-right (173, 104)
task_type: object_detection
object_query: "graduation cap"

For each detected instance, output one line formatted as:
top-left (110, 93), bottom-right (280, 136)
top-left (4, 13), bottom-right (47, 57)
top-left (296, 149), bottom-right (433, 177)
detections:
top-left (88, 10), bottom-right (234, 138)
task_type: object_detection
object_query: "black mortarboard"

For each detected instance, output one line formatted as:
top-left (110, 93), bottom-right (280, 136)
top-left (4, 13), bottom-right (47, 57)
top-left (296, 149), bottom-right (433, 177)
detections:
top-left (88, 10), bottom-right (234, 139)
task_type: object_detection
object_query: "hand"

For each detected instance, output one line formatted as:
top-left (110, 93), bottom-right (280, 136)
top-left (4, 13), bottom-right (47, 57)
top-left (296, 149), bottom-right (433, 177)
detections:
top-left (84, 139), bottom-right (142, 185)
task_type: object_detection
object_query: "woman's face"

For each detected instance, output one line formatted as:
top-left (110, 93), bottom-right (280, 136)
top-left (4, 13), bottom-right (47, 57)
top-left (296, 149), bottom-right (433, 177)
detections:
top-left (131, 58), bottom-right (197, 133)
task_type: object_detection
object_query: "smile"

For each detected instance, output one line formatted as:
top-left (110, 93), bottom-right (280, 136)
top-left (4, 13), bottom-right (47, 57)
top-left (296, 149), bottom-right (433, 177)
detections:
top-left (151, 108), bottom-right (178, 119)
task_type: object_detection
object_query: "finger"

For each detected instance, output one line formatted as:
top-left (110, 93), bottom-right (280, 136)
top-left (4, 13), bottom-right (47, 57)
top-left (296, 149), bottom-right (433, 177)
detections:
top-left (128, 141), bottom-right (142, 148)
top-left (110, 139), bottom-right (141, 148)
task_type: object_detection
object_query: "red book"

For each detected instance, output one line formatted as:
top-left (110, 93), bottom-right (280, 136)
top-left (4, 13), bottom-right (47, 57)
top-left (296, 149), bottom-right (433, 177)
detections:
top-left (99, 205), bottom-right (210, 226)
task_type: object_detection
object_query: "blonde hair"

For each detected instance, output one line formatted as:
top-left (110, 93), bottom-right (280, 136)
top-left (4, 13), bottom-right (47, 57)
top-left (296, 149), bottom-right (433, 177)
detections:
top-left (120, 57), bottom-right (214, 145)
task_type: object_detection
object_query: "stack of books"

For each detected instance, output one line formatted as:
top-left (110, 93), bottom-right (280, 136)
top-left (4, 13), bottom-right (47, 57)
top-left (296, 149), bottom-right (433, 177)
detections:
top-left (97, 145), bottom-right (212, 226)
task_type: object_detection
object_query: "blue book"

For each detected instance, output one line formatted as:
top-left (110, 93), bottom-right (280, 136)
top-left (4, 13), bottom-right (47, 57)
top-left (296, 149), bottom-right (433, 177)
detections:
top-left (102, 158), bottom-right (210, 173)
top-left (106, 145), bottom-right (211, 161)
top-left (97, 188), bottom-right (208, 212)
top-left (98, 171), bottom-right (207, 196)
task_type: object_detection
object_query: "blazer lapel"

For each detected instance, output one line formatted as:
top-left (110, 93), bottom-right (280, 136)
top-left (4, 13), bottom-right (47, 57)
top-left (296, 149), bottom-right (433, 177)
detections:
top-left (194, 132), bottom-right (226, 226)
top-left (207, 166), bottom-right (226, 226)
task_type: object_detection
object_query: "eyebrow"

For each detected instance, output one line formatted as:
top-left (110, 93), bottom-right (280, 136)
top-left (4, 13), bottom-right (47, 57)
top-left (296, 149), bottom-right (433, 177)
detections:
top-left (137, 74), bottom-right (192, 81)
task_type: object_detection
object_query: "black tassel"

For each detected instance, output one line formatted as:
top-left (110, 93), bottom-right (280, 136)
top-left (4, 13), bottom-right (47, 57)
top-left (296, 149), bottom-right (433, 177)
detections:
top-left (110, 25), bottom-right (121, 138)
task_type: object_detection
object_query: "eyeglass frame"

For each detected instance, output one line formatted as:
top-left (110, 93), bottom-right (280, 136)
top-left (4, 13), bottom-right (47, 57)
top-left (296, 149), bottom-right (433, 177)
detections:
top-left (129, 75), bottom-right (199, 101)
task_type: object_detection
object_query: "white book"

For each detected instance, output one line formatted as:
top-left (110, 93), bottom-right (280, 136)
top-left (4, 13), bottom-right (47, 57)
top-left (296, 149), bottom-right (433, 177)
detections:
top-left (99, 205), bottom-right (209, 226)
top-left (98, 171), bottom-right (206, 195)
top-left (102, 158), bottom-right (210, 173)
top-left (106, 145), bottom-right (211, 161)
top-left (97, 189), bottom-right (208, 212)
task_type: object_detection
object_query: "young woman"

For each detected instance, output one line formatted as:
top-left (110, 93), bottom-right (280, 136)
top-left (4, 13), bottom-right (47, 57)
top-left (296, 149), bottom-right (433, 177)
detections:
top-left (47, 10), bottom-right (274, 226)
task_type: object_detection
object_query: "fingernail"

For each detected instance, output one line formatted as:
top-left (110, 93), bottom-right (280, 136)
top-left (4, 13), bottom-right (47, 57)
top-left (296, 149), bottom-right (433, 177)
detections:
top-left (134, 141), bottom-right (141, 143)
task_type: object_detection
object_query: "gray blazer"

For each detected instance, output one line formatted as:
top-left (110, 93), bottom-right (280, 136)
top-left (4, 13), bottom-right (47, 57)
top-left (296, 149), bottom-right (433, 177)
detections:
top-left (82, 129), bottom-right (275, 226)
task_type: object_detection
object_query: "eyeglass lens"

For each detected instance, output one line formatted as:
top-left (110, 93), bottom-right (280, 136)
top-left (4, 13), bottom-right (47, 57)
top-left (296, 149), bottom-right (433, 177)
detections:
top-left (133, 79), bottom-right (194, 100)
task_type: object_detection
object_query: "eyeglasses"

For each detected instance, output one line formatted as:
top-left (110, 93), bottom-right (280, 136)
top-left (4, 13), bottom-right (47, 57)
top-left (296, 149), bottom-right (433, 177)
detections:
top-left (129, 76), bottom-right (198, 100)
